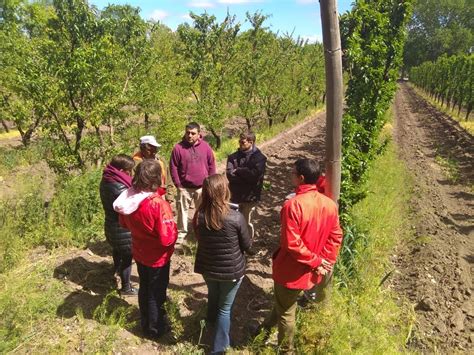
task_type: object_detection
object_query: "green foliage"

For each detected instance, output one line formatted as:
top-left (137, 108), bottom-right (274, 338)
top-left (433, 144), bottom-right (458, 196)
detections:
top-left (1, 2), bottom-right (324, 167)
top-left (338, 0), bottom-right (413, 280)
top-left (93, 291), bottom-right (135, 329)
top-left (403, 0), bottom-right (474, 69)
top-left (0, 169), bottom-right (103, 272)
top-left (410, 54), bottom-right (473, 120)
top-left (177, 13), bottom-right (241, 148)
top-left (0, 257), bottom-right (65, 352)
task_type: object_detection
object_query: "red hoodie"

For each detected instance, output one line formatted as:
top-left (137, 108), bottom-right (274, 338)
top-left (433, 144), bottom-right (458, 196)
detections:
top-left (118, 189), bottom-right (177, 267)
top-left (272, 184), bottom-right (343, 290)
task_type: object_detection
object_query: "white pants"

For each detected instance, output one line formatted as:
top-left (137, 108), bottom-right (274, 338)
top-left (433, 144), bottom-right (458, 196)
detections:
top-left (176, 187), bottom-right (202, 242)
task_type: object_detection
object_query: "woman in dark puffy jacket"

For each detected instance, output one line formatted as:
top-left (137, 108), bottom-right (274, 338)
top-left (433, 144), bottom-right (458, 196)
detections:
top-left (99, 154), bottom-right (137, 296)
top-left (193, 174), bottom-right (252, 354)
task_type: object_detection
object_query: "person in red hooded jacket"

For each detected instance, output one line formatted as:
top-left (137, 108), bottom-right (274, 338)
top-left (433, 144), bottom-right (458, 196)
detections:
top-left (113, 160), bottom-right (178, 339)
top-left (263, 158), bottom-right (343, 352)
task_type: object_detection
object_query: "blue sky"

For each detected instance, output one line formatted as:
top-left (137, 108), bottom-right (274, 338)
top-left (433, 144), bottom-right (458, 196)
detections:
top-left (90, 0), bottom-right (354, 43)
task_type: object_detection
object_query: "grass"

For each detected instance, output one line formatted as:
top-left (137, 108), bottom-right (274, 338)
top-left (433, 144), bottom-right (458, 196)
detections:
top-left (0, 249), bottom-right (135, 354)
top-left (435, 154), bottom-right (460, 183)
top-left (251, 123), bottom-right (415, 353)
top-left (411, 85), bottom-right (474, 135)
top-left (0, 248), bottom-right (138, 353)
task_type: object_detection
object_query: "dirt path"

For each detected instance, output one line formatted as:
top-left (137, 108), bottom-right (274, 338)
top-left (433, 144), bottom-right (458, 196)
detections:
top-left (392, 83), bottom-right (474, 352)
top-left (53, 111), bottom-right (327, 352)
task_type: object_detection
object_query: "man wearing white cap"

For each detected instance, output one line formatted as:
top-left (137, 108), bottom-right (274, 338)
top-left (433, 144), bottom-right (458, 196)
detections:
top-left (133, 135), bottom-right (175, 203)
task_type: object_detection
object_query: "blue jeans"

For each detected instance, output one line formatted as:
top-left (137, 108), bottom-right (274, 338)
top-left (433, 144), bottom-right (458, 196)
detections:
top-left (204, 277), bottom-right (243, 354)
top-left (136, 262), bottom-right (170, 338)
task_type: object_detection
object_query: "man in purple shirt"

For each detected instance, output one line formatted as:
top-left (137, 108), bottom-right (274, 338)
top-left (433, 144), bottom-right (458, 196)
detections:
top-left (170, 122), bottom-right (216, 244)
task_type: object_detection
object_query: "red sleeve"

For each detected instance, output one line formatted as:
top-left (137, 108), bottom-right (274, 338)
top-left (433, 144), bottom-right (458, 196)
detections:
top-left (280, 201), bottom-right (322, 269)
top-left (320, 209), bottom-right (343, 264)
top-left (151, 197), bottom-right (178, 246)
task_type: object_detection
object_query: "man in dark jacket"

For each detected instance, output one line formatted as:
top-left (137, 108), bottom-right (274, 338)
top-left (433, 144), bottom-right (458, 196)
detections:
top-left (99, 154), bottom-right (138, 296)
top-left (226, 132), bottom-right (267, 239)
top-left (170, 122), bottom-right (216, 244)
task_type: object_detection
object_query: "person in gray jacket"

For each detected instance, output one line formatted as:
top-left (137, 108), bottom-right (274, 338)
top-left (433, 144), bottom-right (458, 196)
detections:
top-left (99, 154), bottom-right (138, 296)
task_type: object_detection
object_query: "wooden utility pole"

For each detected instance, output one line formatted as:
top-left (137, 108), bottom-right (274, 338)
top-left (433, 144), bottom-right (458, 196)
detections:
top-left (319, 0), bottom-right (343, 203)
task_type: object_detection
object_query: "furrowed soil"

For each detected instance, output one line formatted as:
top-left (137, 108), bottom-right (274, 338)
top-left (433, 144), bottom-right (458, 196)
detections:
top-left (391, 83), bottom-right (473, 352)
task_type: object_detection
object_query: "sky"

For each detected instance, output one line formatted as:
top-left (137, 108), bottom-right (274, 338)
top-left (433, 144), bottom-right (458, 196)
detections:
top-left (89, 0), bottom-right (354, 43)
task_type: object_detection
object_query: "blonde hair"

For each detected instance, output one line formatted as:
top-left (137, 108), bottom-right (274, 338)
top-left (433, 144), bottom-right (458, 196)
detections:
top-left (198, 174), bottom-right (230, 230)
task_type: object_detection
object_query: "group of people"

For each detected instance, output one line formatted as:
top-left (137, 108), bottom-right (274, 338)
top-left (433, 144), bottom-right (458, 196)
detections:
top-left (99, 122), bottom-right (343, 354)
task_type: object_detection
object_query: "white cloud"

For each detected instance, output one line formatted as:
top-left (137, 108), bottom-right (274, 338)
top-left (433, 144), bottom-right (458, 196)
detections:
top-left (301, 34), bottom-right (322, 43)
top-left (181, 14), bottom-right (193, 21)
top-left (296, 0), bottom-right (315, 4)
top-left (188, 1), bottom-right (215, 8)
top-left (149, 9), bottom-right (169, 21)
top-left (217, 0), bottom-right (263, 4)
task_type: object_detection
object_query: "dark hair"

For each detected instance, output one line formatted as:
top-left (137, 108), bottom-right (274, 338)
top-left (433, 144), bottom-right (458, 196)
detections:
top-left (198, 174), bottom-right (230, 230)
top-left (294, 159), bottom-right (321, 184)
top-left (240, 131), bottom-right (256, 143)
top-left (109, 154), bottom-right (134, 172)
top-left (186, 122), bottom-right (201, 131)
top-left (133, 160), bottom-right (162, 192)
top-left (140, 143), bottom-right (157, 151)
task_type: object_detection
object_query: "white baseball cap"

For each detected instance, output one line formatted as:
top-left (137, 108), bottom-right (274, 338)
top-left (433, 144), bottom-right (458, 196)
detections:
top-left (139, 135), bottom-right (161, 148)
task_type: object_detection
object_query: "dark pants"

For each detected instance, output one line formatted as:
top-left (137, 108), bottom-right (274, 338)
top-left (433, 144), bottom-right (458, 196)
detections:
top-left (136, 262), bottom-right (170, 338)
top-left (112, 249), bottom-right (132, 291)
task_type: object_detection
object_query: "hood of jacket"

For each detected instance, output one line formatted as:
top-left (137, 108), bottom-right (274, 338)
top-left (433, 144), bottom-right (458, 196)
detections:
top-left (113, 187), bottom-right (153, 215)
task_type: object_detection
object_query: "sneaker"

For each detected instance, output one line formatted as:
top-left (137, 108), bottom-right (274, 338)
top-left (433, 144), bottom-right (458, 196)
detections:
top-left (120, 286), bottom-right (138, 296)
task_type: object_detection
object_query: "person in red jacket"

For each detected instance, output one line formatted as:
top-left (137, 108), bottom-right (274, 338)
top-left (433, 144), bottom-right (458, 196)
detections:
top-left (113, 160), bottom-right (178, 339)
top-left (264, 158), bottom-right (343, 352)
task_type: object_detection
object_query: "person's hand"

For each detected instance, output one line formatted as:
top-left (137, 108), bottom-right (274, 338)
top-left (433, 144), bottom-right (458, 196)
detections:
top-left (315, 266), bottom-right (328, 275)
top-left (321, 259), bottom-right (333, 272)
top-left (314, 259), bottom-right (333, 275)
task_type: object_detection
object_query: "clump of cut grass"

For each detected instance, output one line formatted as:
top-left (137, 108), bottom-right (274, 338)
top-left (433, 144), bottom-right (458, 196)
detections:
top-left (435, 154), bottom-right (460, 183)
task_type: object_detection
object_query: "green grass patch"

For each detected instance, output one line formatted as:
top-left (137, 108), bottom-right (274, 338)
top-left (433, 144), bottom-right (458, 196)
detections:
top-left (435, 154), bottom-right (460, 183)
top-left (253, 140), bottom-right (414, 353)
top-left (0, 169), bottom-right (104, 272)
top-left (0, 248), bottom-right (137, 353)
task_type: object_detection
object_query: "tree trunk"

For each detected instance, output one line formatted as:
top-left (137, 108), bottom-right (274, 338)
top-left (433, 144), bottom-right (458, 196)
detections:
top-left (466, 104), bottom-right (471, 121)
top-left (209, 127), bottom-right (221, 150)
top-left (74, 116), bottom-right (85, 168)
top-left (245, 117), bottom-right (252, 130)
top-left (1, 119), bottom-right (9, 133)
top-left (320, 0), bottom-right (343, 203)
top-left (144, 112), bottom-right (149, 130)
top-left (268, 117), bottom-right (273, 128)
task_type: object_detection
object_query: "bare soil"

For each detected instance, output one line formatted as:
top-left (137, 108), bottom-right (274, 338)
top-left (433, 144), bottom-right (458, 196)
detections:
top-left (52, 111), bottom-right (327, 353)
top-left (45, 84), bottom-right (474, 353)
top-left (391, 83), bottom-right (474, 352)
